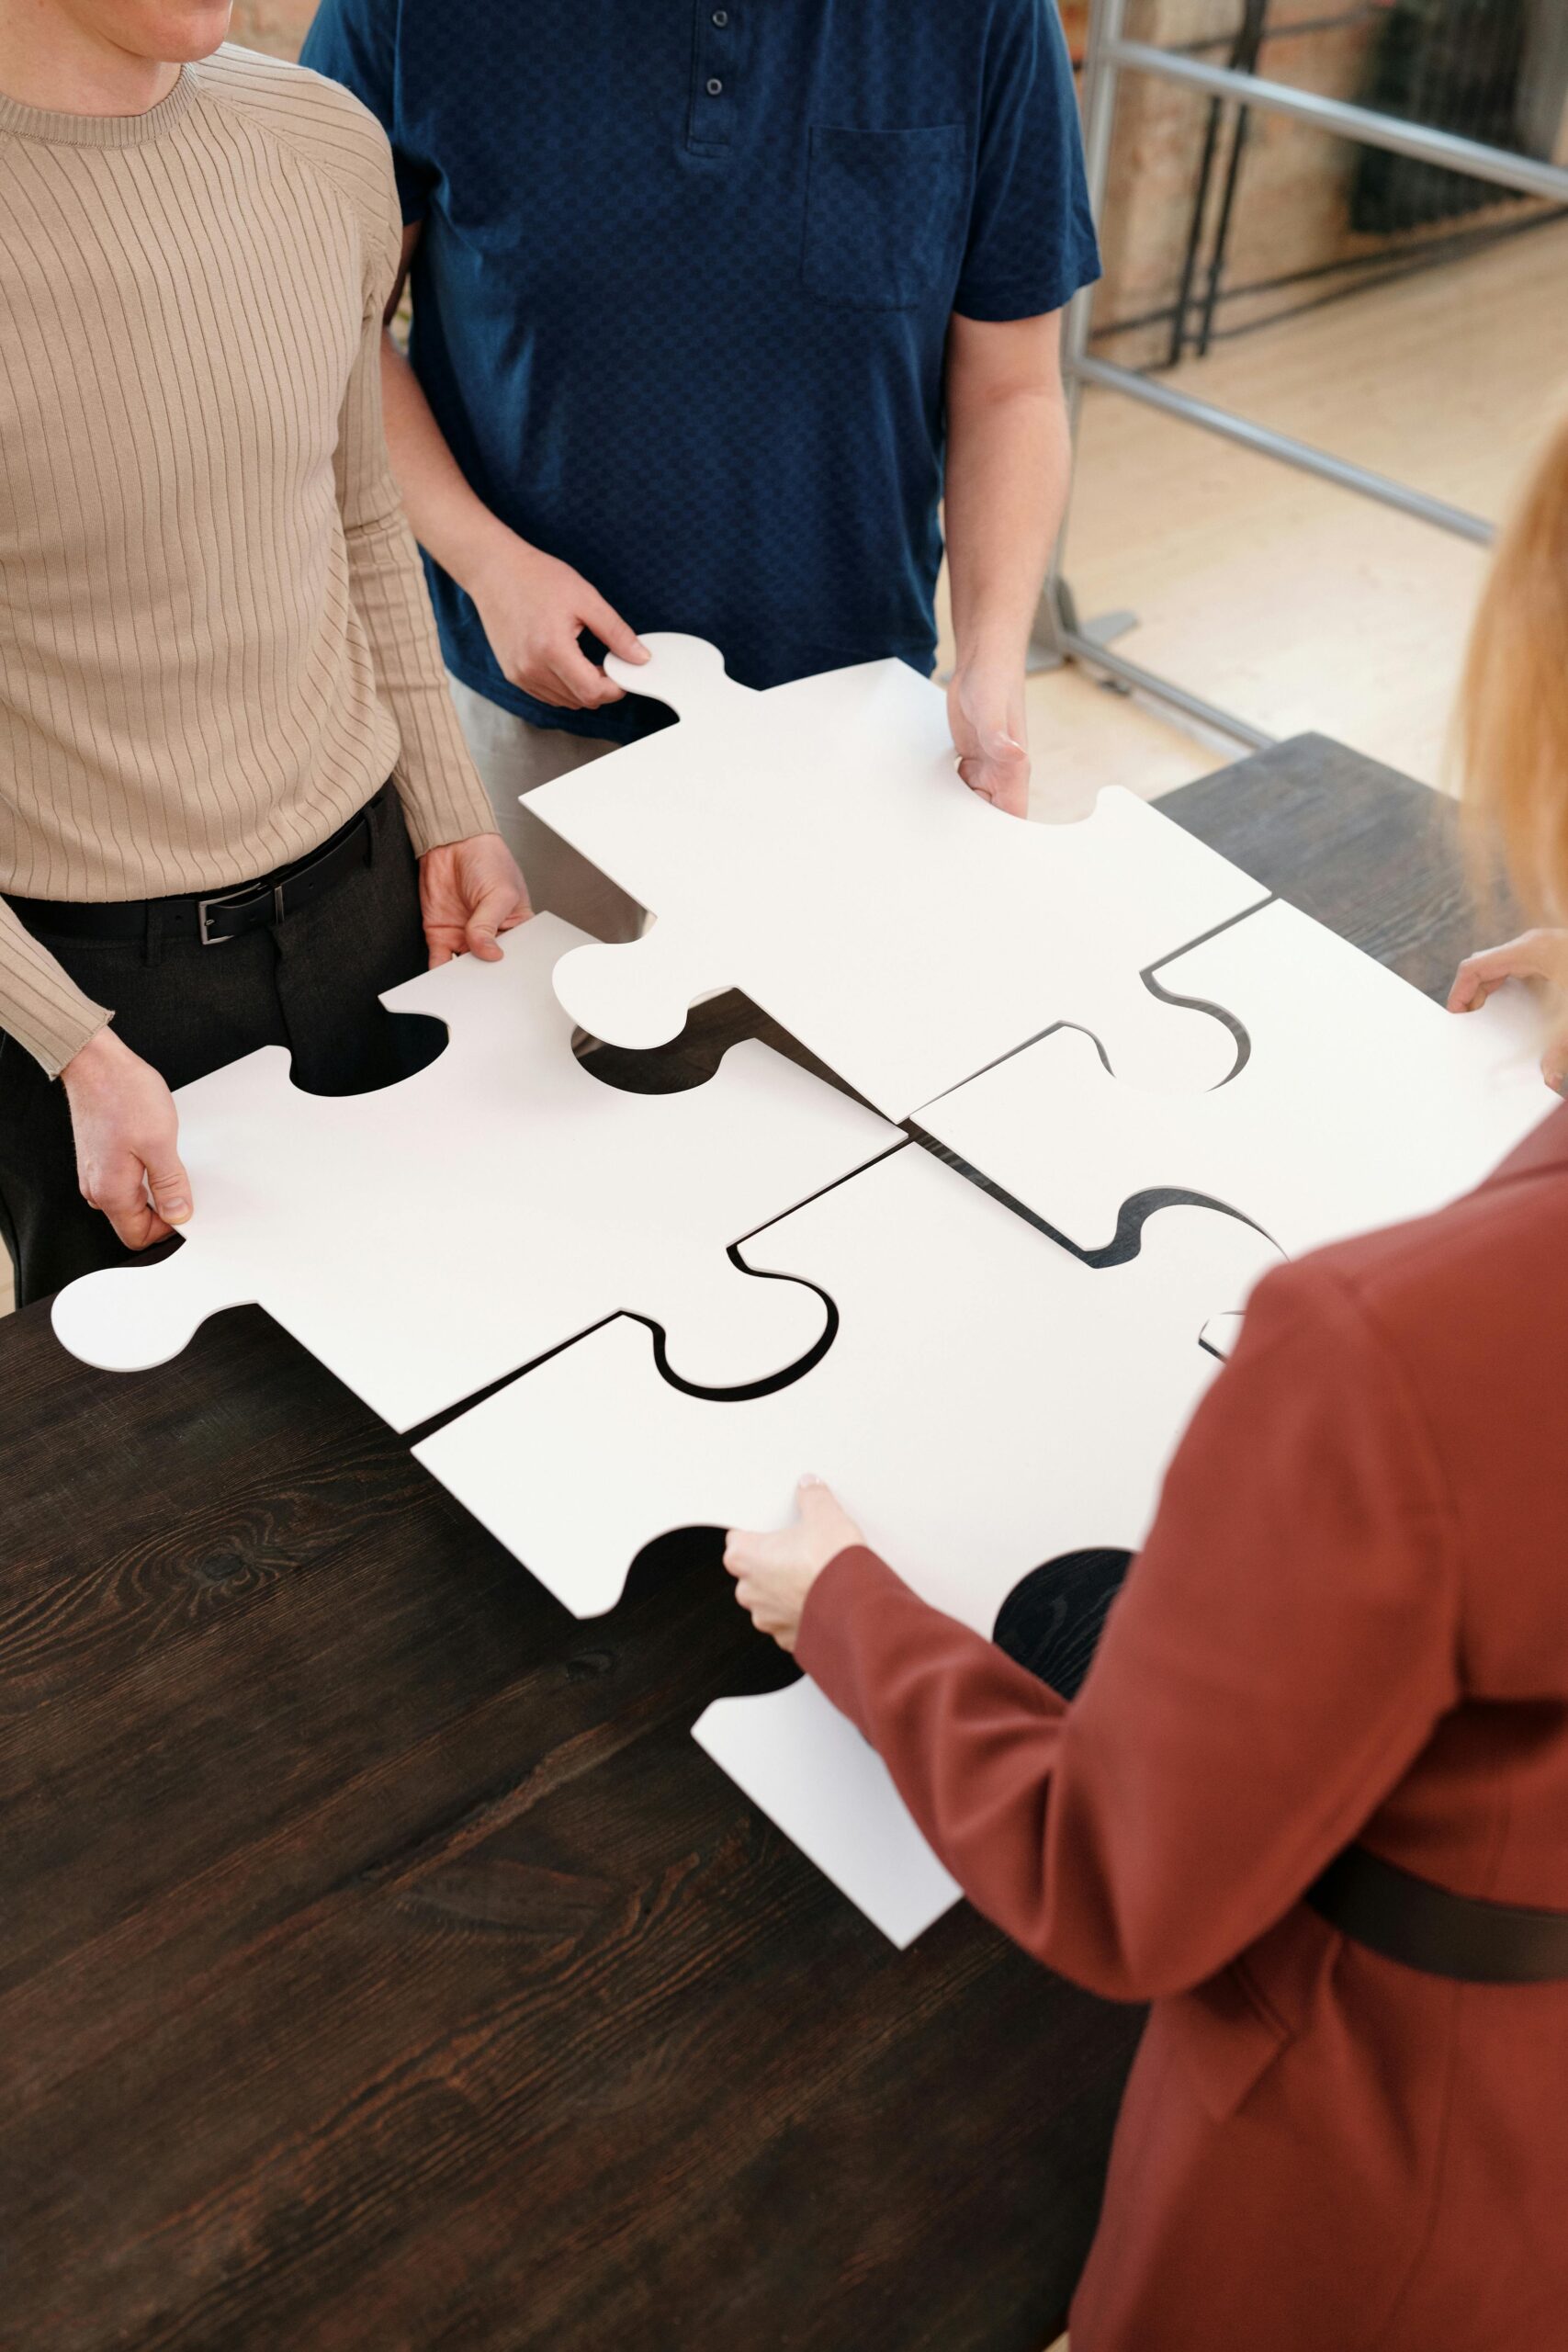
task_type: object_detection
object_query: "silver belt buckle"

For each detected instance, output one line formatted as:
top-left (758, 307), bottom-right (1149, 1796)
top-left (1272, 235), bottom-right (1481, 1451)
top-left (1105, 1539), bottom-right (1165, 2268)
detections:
top-left (197, 877), bottom-right (276, 945)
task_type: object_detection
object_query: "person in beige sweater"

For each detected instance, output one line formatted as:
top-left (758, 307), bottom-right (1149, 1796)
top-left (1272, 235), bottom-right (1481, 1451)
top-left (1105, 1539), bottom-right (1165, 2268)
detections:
top-left (0, 0), bottom-right (529, 1306)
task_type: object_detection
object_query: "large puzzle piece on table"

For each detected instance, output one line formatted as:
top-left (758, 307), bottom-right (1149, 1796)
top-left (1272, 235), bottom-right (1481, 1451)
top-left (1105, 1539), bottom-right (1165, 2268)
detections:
top-left (527, 635), bottom-right (1269, 1116)
top-left (919, 896), bottom-right (1550, 1261)
top-left (51, 914), bottom-right (899, 1430)
top-left (415, 1146), bottom-right (1283, 1943)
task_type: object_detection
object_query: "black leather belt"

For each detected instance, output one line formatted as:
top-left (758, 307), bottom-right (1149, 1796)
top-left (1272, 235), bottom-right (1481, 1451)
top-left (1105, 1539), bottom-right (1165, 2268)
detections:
top-left (6, 786), bottom-right (386, 948)
top-left (1307, 1845), bottom-right (1568, 1984)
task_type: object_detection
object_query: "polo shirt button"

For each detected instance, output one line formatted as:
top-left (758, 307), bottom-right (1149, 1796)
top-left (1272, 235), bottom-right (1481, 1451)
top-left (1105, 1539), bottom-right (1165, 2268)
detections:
top-left (706, 76), bottom-right (723, 95)
top-left (712, 9), bottom-right (728, 23)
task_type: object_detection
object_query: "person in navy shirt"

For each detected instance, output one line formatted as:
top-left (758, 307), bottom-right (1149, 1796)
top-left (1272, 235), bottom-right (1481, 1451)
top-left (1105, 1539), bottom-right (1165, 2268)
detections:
top-left (300, 0), bottom-right (1100, 935)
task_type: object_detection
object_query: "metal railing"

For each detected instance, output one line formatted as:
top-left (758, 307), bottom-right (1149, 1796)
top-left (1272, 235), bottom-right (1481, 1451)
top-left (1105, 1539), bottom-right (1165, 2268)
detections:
top-left (1041, 0), bottom-right (1568, 752)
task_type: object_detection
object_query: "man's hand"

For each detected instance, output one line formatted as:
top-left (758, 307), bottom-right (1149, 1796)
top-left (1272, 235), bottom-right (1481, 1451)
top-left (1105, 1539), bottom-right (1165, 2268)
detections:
top-left (947, 660), bottom-right (1031, 818)
top-left (420, 832), bottom-right (533, 968)
top-left (469, 532), bottom-right (649, 712)
top-left (61, 1028), bottom-right (191, 1250)
top-left (723, 1475), bottom-right (864, 1654)
top-left (1448, 928), bottom-right (1568, 1094)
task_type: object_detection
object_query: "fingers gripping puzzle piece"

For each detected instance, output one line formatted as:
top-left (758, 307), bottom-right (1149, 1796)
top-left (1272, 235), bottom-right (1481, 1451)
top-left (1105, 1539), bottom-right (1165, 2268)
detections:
top-left (529, 637), bottom-right (1269, 1117)
top-left (919, 898), bottom-right (1551, 1261)
top-left (414, 1147), bottom-right (1283, 1941)
top-left (51, 915), bottom-right (899, 1430)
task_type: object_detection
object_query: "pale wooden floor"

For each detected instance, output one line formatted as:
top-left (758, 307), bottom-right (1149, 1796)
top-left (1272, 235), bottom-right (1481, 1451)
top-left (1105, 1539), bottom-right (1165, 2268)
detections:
top-left (1058, 212), bottom-right (1568, 793)
top-left (7, 217), bottom-right (1563, 1324)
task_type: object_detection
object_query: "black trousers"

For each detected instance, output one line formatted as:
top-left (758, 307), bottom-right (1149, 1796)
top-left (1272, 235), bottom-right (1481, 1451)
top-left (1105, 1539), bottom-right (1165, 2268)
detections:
top-left (0, 786), bottom-right (432, 1309)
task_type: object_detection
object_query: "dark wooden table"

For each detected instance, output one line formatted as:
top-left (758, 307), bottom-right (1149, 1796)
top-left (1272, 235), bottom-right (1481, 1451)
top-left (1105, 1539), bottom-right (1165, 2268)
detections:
top-left (0, 735), bottom-right (1474, 2352)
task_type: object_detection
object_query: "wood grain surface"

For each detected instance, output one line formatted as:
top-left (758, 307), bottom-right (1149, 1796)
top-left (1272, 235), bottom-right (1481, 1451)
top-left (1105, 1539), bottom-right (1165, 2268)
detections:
top-left (0, 738), bottom-right (1486, 2351)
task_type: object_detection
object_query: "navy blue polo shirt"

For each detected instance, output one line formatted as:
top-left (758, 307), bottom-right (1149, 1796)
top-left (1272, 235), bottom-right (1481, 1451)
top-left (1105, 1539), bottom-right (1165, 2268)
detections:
top-left (300, 0), bottom-right (1100, 741)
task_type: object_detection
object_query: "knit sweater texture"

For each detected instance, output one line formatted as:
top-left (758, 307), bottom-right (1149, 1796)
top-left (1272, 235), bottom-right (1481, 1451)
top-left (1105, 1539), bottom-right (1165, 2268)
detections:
top-left (0, 45), bottom-right (493, 1071)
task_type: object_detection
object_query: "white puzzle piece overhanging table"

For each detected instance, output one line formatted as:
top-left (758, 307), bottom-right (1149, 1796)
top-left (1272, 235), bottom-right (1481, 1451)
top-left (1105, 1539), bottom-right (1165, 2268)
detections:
top-left (51, 914), bottom-right (900, 1429)
top-left (528, 635), bottom-right (1269, 1116)
top-left (919, 896), bottom-right (1549, 1261)
top-left (415, 1147), bottom-right (1282, 1943)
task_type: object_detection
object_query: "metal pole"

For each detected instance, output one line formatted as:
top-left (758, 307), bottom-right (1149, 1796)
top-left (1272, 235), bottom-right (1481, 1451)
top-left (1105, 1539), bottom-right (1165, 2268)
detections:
top-left (1039, 0), bottom-right (1128, 652)
top-left (1168, 95), bottom-right (1229, 368)
top-left (1172, 0), bottom-right (1272, 367)
top-left (1105, 39), bottom-right (1568, 208)
top-left (1057, 629), bottom-right (1277, 752)
top-left (1075, 0), bottom-right (1129, 266)
top-left (1074, 353), bottom-right (1495, 546)
top-left (1034, 1), bottom-right (1544, 752)
top-left (1195, 0), bottom-right (1272, 356)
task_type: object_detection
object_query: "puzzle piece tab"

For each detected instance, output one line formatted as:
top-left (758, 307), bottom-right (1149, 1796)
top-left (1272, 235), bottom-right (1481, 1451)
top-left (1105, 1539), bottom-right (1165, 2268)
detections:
top-left (919, 897), bottom-right (1551, 1260)
top-left (51, 915), bottom-right (899, 1430)
top-left (528, 637), bottom-right (1269, 1117)
top-left (415, 1146), bottom-right (1282, 1940)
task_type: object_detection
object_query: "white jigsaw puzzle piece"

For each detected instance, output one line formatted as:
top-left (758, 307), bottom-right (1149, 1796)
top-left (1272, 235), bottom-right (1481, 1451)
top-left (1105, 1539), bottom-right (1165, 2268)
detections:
top-left (415, 1147), bottom-right (1282, 1941)
top-left (694, 1679), bottom-right (962, 1949)
top-left (529, 636), bottom-right (1269, 1116)
top-left (919, 897), bottom-right (1551, 1259)
top-left (51, 914), bottom-right (899, 1429)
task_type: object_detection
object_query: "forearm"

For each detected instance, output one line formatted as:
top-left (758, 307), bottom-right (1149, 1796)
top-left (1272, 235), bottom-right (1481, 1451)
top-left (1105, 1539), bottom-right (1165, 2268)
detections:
top-left (796, 1546), bottom-right (1078, 1965)
top-left (378, 325), bottom-right (646, 715)
top-left (0, 901), bottom-right (109, 1077)
top-left (343, 497), bottom-right (495, 852)
top-left (798, 1265), bottom-right (1459, 2002)
top-left (379, 332), bottom-right (513, 599)
top-left (943, 376), bottom-right (1069, 671)
top-left (337, 292), bottom-right (494, 852)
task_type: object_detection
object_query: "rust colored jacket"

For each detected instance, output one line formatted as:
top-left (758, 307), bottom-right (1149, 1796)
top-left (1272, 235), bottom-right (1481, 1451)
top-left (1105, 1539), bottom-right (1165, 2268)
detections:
top-left (796, 1109), bottom-right (1568, 2351)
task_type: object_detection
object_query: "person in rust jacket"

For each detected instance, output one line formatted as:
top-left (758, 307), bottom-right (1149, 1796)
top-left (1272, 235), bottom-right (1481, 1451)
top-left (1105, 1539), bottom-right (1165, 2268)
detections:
top-left (725, 411), bottom-right (1568, 2352)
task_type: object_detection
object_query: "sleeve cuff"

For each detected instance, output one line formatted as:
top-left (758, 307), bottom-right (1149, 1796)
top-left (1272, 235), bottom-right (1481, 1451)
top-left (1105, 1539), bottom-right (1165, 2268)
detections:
top-left (0, 956), bottom-right (112, 1079)
top-left (795, 1544), bottom-right (915, 1730)
top-left (394, 757), bottom-right (499, 855)
top-left (953, 254), bottom-right (1102, 323)
top-left (43, 1002), bottom-right (112, 1079)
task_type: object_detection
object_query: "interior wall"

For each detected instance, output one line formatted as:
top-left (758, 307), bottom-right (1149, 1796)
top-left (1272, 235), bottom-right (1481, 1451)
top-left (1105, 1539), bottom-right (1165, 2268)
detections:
top-left (1090, 0), bottom-right (1560, 367)
top-left (1100, 1), bottom-right (1370, 362)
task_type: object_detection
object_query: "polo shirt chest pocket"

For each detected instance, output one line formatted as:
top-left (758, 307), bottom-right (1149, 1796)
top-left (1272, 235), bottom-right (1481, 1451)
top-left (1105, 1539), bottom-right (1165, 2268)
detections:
top-left (803, 124), bottom-right (967, 311)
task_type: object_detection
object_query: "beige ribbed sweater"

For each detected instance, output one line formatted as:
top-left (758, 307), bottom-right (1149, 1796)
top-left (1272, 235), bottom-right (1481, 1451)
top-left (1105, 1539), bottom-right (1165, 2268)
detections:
top-left (0, 45), bottom-right (494, 1074)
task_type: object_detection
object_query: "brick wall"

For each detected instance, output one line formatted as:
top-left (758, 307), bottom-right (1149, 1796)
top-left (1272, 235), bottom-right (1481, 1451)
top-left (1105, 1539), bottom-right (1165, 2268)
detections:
top-left (1094, 0), bottom-right (1387, 364)
top-left (1094, 0), bottom-right (1562, 367)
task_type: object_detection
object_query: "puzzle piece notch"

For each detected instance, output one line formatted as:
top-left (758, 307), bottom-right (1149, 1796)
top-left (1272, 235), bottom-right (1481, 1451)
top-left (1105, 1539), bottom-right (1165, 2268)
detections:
top-left (533, 636), bottom-right (1268, 1113)
top-left (415, 1152), bottom-right (1280, 1623)
top-left (51, 913), bottom-right (901, 1428)
top-left (919, 897), bottom-right (1551, 1261)
top-left (414, 1148), bottom-right (1282, 1942)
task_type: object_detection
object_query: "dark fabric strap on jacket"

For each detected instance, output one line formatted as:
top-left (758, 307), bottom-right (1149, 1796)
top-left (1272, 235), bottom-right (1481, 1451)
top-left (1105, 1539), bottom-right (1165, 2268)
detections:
top-left (1308, 1845), bottom-right (1568, 1984)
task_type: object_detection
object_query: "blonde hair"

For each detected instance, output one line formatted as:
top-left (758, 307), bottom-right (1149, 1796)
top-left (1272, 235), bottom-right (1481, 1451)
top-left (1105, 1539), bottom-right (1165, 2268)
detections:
top-left (1458, 409), bottom-right (1568, 922)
